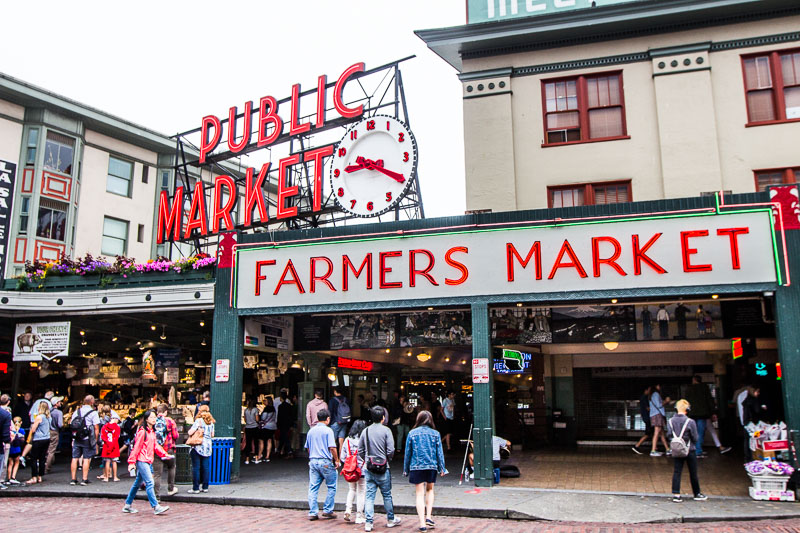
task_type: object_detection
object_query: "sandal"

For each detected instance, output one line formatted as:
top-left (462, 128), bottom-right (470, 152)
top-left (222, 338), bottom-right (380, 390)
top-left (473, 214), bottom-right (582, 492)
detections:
top-left (25, 479), bottom-right (38, 485)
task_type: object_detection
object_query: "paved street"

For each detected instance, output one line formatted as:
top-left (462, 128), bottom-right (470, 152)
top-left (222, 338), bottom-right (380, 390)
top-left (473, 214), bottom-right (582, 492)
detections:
top-left (1, 497), bottom-right (799, 533)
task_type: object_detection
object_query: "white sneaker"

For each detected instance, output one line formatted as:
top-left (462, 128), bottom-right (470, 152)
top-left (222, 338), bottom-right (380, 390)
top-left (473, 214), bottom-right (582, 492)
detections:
top-left (245, 459), bottom-right (250, 465)
top-left (167, 487), bottom-right (179, 496)
top-left (387, 517), bottom-right (402, 528)
top-left (187, 489), bottom-right (200, 494)
top-left (355, 516), bottom-right (366, 524)
top-left (650, 451), bottom-right (663, 457)
top-left (365, 523), bottom-right (373, 532)
top-left (122, 504), bottom-right (138, 514)
top-left (153, 504), bottom-right (170, 515)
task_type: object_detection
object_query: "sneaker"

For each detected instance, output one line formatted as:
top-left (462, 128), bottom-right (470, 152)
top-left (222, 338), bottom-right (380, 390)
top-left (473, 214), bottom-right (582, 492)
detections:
top-left (365, 523), bottom-right (373, 532)
top-left (693, 493), bottom-right (708, 501)
top-left (187, 489), bottom-right (200, 494)
top-left (245, 459), bottom-right (250, 465)
top-left (167, 487), bottom-right (179, 496)
top-left (8, 479), bottom-right (21, 485)
top-left (672, 495), bottom-right (683, 503)
top-left (201, 489), bottom-right (208, 493)
top-left (321, 511), bottom-right (337, 519)
top-left (122, 504), bottom-right (138, 514)
top-left (426, 518), bottom-right (436, 528)
top-left (355, 516), bottom-right (366, 525)
top-left (631, 446), bottom-right (643, 455)
top-left (665, 451), bottom-right (672, 457)
top-left (19, 457), bottom-right (26, 467)
top-left (650, 451), bottom-right (663, 457)
top-left (308, 514), bottom-right (319, 521)
top-left (418, 528), bottom-right (428, 532)
top-left (80, 479), bottom-right (90, 486)
top-left (720, 447), bottom-right (732, 455)
top-left (387, 517), bottom-right (402, 528)
top-left (344, 512), bottom-right (352, 522)
top-left (153, 504), bottom-right (170, 515)
top-left (253, 459), bottom-right (261, 464)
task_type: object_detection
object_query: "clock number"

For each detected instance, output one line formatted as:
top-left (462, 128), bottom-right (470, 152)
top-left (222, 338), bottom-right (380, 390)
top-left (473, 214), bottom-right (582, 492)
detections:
top-left (350, 199), bottom-right (357, 209)
top-left (385, 192), bottom-right (392, 202)
top-left (367, 201), bottom-right (374, 211)
top-left (338, 147), bottom-right (347, 157)
top-left (337, 187), bottom-right (344, 197)
top-left (350, 129), bottom-right (357, 140)
top-left (334, 168), bottom-right (340, 177)
top-left (403, 152), bottom-right (409, 162)
top-left (366, 120), bottom-right (375, 130)
top-left (386, 121), bottom-right (391, 131)
top-left (398, 132), bottom-right (405, 143)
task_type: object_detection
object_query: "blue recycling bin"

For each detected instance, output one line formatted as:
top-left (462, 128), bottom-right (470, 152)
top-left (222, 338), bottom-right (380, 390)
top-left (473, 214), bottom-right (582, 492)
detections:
top-left (209, 437), bottom-right (235, 485)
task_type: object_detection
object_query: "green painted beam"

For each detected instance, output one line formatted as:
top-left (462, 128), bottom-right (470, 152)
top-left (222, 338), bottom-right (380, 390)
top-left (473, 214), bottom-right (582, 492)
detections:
top-left (471, 302), bottom-right (495, 487)
top-left (774, 230), bottom-right (800, 431)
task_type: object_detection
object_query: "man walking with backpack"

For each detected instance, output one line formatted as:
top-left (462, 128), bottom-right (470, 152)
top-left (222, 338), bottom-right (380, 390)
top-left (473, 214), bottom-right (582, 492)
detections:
top-left (358, 407), bottom-right (402, 532)
top-left (70, 395), bottom-right (100, 486)
top-left (329, 387), bottom-right (351, 452)
top-left (153, 404), bottom-right (179, 499)
top-left (667, 399), bottom-right (707, 503)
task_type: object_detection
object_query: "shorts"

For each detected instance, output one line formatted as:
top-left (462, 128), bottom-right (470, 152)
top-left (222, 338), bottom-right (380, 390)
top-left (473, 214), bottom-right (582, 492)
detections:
top-left (72, 442), bottom-right (95, 459)
top-left (330, 422), bottom-right (348, 440)
top-left (650, 414), bottom-right (666, 428)
top-left (260, 429), bottom-right (275, 441)
top-left (442, 418), bottom-right (454, 435)
top-left (102, 457), bottom-right (119, 465)
top-left (9, 452), bottom-right (21, 459)
top-left (245, 427), bottom-right (259, 444)
top-left (409, 469), bottom-right (437, 485)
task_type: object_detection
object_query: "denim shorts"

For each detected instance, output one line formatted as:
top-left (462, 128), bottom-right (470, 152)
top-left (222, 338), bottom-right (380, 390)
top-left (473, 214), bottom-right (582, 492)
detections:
top-left (331, 422), bottom-right (348, 440)
top-left (72, 442), bottom-right (95, 459)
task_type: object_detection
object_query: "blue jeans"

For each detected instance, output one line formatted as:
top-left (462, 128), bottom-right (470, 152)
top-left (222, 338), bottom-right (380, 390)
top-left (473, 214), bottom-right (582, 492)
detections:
top-left (695, 418), bottom-right (707, 454)
top-left (308, 458), bottom-right (337, 516)
top-left (191, 449), bottom-right (210, 490)
top-left (364, 469), bottom-right (394, 524)
top-left (125, 461), bottom-right (158, 508)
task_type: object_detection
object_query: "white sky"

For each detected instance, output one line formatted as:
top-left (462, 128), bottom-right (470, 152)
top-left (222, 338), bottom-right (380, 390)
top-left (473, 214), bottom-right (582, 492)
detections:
top-left (2, 0), bottom-right (467, 218)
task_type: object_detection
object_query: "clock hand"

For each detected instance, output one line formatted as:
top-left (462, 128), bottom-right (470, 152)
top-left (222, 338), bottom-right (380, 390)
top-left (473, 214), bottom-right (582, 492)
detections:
top-left (370, 165), bottom-right (405, 183)
top-left (345, 156), bottom-right (368, 173)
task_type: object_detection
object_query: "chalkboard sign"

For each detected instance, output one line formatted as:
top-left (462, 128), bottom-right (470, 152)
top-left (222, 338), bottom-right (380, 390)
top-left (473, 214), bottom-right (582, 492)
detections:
top-left (293, 315), bottom-right (332, 350)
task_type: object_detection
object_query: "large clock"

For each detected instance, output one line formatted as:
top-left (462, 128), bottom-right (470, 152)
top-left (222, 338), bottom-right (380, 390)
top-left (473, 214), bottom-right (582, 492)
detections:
top-left (329, 114), bottom-right (418, 217)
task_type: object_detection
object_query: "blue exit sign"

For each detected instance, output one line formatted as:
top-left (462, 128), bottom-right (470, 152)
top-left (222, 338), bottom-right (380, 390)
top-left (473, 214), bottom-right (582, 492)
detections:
top-left (468, 0), bottom-right (644, 24)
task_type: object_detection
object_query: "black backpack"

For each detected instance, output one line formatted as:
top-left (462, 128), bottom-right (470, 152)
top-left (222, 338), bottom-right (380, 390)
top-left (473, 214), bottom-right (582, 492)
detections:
top-left (71, 407), bottom-right (91, 441)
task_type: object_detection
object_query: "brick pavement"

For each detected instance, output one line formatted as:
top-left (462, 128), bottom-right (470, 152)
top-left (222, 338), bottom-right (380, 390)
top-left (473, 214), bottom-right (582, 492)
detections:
top-left (1, 497), bottom-right (799, 533)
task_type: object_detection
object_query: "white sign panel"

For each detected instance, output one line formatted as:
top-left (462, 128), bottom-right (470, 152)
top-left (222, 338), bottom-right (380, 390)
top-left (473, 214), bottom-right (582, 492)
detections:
top-left (13, 321), bottom-right (70, 361)
top-left (215, 359), bottom-right (230, 382)
top-left (472, 358), bottom-right (490, 384)
top-left (235, 211), bottom-right (777, 309)
top-left (244, 316), bottom-right (293, 352)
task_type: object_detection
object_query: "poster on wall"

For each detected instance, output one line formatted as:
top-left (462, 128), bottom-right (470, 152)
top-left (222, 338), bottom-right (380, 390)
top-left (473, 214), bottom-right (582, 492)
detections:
top-left (13, 321), bottom-right (70, 361)
top-left (293, 315), bottom-right (332, 351)
top-left (636, 302), bottom-right (723, 341)
top-left (141, 350), bottom-right (157, 380)
top-left (399, 310), bottom-right (471, 347)
top-left (243, 355), bottom-right (258, 369)
top-left (244, 316), bottom-right (293, 351)
top-left (721, 300), bottom-right (774, 339)
top-left (491, 307), bottom-right (552, 344)
top-left (164, 367), bottom-right (179, 384)
top-left (330, 314), bottom-right (397, 349)
top-left (257, 369), bottom-right (269, 385)
top-left (0, 159), bottom-right (17, 279)
top-left (551, 305), bottom-right (636, 343)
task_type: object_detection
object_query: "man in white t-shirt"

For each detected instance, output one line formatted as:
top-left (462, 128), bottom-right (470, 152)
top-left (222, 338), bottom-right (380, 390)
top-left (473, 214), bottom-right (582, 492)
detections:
top-left (70, 395), bottom-right (100, 486)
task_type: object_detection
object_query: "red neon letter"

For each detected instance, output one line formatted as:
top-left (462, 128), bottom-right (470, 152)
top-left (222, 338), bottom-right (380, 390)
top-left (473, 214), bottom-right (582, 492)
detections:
top-left (156, 187), bottom-right (184, 243)
top-left (632, 233), bottom-right (667, 275)
top-left (274, 260), bottom-right (305, 295)
top-left (409, 249), bottom-right (439, 287)
top-left (591, 236), bottom-right (626, 277)
top-left (310, 256), bottom-right (336, 293)
top-left (277, 154), bottom-right (301, 219)
top-left (244, 163), bottom-right (270, 227)
top-left (316, 74), bottom-right (327, 128)
top-left (199, 115), bottom-right (221, 164)
top-left (183, 181), bottom-right (209, 239)
top-left (342, 254), bottom-right (372, 291)
top-left (290, 83), bottom-right (311, 136)
top-left (379, 251), bottom-right (403, 289)
top-left (506, 242), bottom-right (542, 281)
top-left (212, 175), bottom-right (236, 234)
top-left (334, 63), bottom-right (365, 119)
top-left (681, 230), bottom-right (712, 272)
top-left (548, 239), bottom-right (588, 280)
top-left (445, 246), bottom-right (469, 286)
top-left (228, 102), bottom-right (252, 153)
top-left (304, 145), bottom-right (334, 212)
top-left (717, 227), bottom-right (749, 270)
top-left (255, 259), bottom-right (276, 296)
top-left (257, 95), bottom-right (282, 147)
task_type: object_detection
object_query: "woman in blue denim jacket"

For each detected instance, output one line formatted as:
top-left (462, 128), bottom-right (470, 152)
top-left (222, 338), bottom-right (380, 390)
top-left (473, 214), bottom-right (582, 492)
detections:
top-left (403, 410), bottom-right (447, 532)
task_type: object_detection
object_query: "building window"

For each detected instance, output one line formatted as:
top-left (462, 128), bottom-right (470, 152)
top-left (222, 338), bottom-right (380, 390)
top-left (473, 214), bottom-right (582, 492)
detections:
top-left (548, 180), bottom-right (632, 208)
top-left (137, 223), bottom-right (145, 243)
top-left (18, 196), bottom-right (30, 234)
top-left (36, 199), bottom-right (68, 241)
top-left (102, 216), bottom-right (129, 256)
top-left (754, 167), bottom-right (800, 191)
top-left (160, 170), bottom-right (171, 190)
top-left (106, 156), bottom-right (133, 197)
top-left (25, 129), bottom-right (39, 166)
top-left (43, 131), bottom-right (74, 175)
top-left (142, 165), bottom-right (149, 184)
top-left (542, 72), bottom-right (626, 145)
top-left (743, 49), bottom-right (800, 124)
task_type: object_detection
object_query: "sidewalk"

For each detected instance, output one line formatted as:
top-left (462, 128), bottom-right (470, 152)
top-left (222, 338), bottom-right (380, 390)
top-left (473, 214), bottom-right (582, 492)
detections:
top-left (2, 455), bottom-right (798, 524)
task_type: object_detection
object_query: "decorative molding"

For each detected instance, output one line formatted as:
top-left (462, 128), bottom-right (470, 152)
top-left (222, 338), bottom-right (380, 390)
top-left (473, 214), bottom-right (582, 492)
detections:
top-left (513, 52), bottom-right (649, 77)
top-left (20, 168), bottom-right (34, 193)
top-left (13, 238), bottom-right (26, 263)
top-left (653, 66), bottom-right (712, 77)
top-left (464, 90), bottom-right (513, 100)
top-left (40, 170), bottom-right (72, 202)
top-left (458, 68), bottom-right (513, 81)
top-left (34, 240), bottom-right (65, 261)
top-left (649, 42), bottom-right (711, 58)
top-left (710, 31), bottom-right (800, 51)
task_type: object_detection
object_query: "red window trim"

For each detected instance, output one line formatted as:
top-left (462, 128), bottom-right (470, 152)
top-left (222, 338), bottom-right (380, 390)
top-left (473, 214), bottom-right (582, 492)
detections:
top-left (741, 47), bottom-right (800, 126)
top-left (547, 179), bottom-right (633, 208)
top-left (540, 70), bottom-right (628, 146)
top-left (753, 167), bottom-right (800, 192)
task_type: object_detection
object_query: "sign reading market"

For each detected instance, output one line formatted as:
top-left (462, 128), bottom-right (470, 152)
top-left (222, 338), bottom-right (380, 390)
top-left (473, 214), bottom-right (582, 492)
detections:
top-left (233, 211), bottom-right (778, 309)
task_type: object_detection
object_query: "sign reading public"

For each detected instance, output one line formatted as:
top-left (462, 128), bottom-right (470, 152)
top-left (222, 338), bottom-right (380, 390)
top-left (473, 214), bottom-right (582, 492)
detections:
top-left (468, 0), bottom-right (644, 24)
top-left (13, 321), bottom-right (70, 361)
top-left (234, 211), bottom-right (777, 309)
top-left (0, 159), bottom-right (17, 278)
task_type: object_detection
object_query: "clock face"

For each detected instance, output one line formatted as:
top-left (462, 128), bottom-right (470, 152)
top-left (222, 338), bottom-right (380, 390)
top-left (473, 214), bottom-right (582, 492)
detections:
top-left (329, 114), bottom-right (418, 217)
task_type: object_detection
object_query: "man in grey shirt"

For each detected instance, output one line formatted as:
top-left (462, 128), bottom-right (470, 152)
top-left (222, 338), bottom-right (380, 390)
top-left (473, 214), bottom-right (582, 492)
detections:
top-left (45, 396), bottom-right (64, 473)
top-left (358, 407), bottom-right (401, 531)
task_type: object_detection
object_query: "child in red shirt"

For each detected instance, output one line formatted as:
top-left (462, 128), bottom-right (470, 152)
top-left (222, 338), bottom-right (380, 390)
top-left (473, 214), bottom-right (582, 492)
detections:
top-left (101, 414), bottom-right (121, 482)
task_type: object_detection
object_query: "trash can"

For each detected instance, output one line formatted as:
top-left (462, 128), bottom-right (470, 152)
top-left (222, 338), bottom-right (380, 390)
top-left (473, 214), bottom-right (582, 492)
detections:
top-left (210, 437), bottom-right (235, 485)
top-left (174, 444), bottom-right (192, 485)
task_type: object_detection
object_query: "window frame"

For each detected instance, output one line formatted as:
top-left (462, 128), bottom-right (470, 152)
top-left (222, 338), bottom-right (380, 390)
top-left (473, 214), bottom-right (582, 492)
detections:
top-left (106, 156), bottom-right (134, 198)
top-left (753, 167), bottom-right (800, 191)
top-left (547, 179), bottom-right (633, 208)
top-left (43, 131), bottom-right (75, 175)
top-left (541, 70), bottom-right (630, 147)
top-left (741, 48), bottom-right (800, 127)
top-left (35, 201), bottom-right (68, 242)
top-left (101, 216), bottom-right (129, 257)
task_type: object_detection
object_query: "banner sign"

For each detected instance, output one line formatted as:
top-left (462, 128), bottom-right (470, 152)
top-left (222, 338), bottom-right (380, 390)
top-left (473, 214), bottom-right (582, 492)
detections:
top-left (467, 0), bottom-right (643, 24)
top-left (244, 316), bottom-right (293, 351)
top-left (235, 211), bottom-right (777, 309)
top-left (13, 321), bottom-right (70, 361)
top-left (0, 159), bottom-right (17, 279)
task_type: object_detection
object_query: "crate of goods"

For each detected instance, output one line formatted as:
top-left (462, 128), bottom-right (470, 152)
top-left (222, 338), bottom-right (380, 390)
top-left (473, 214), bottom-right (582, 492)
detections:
top-left (747, 474), bottom-right (796, 502)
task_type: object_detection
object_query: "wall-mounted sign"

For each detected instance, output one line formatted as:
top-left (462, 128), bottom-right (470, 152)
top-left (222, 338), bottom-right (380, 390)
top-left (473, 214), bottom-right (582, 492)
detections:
top-left (215, 359), bottom-right (230, 382)
top-left (336, 356), bottom-right (378, 372)
top-left (493, 349), bottom-right (531, 374)
top-left (13, 321), bottom-right (70, 361)
top-left (244, 316), bottom-right (293, 351)
top-left (472, 358), bottom-right (490, 384)
top-left (142, 349), bottom-right (156, 380)
top-left (235, 211), bottom-right (777, 309)
top-left (0, 159), bottom-right (17, 279)
top-left (467, 0), bottom-right (644, 24)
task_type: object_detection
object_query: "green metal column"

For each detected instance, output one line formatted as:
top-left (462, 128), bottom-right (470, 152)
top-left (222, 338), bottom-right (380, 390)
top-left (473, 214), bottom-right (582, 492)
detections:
top-left (775, 230), bottom-right (800, 431)
top-left (471, 302), bottom-right (495, 487)
top-left (210, 256), bottom-right (244, 481)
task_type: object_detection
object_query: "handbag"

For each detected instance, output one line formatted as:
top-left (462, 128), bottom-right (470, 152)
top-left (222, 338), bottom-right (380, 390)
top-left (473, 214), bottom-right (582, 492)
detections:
top-left (186, 425), bottom-right (204, 446)
top-left (364, 427), bottom-right (387, 475)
